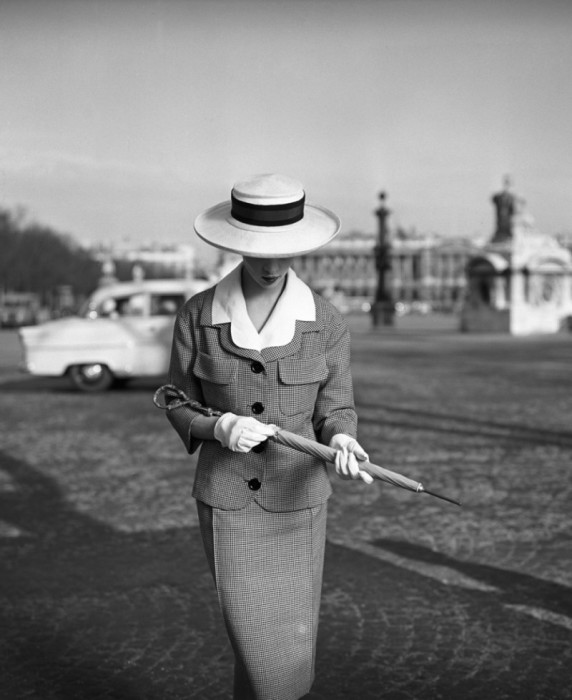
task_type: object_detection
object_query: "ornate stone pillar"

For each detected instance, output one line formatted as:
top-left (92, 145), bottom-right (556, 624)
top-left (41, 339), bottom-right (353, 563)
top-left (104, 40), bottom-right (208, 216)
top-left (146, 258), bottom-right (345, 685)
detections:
top-left (371, 191), bottom-right (395, 326)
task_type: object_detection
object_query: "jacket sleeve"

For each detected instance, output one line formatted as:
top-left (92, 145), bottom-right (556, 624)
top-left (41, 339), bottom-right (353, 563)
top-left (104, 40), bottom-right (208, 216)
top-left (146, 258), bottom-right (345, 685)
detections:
top-left (312, 316), bottom-right (358, 445)
top-left (165, 305), bottom-right (206, 454)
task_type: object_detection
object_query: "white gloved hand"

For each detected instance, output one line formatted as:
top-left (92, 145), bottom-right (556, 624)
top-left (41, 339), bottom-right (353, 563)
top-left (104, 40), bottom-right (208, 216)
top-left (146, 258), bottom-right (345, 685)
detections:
top-left (214, 413), bottom-right (277, 453)
top-left (329, 434), bottom-right (374, 484)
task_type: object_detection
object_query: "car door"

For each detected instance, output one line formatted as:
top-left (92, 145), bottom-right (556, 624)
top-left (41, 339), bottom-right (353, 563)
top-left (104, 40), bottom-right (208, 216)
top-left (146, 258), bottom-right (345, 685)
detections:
top-left (120, 291), bottom-right (186, 375)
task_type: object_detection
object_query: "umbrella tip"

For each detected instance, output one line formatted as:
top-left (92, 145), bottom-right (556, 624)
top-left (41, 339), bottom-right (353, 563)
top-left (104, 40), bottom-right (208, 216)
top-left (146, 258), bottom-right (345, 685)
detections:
top-left (421, 487), bottom-right (462, 507)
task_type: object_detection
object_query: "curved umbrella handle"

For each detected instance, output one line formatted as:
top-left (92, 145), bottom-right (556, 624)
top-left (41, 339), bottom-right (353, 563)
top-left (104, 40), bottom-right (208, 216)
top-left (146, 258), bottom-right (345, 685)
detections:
top-left (153, 384), bottom-right (223, 416)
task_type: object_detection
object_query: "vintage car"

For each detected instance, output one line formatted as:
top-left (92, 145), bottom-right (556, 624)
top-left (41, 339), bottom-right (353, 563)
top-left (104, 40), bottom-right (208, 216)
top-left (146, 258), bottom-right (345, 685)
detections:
top-left (0, 291), bottom-right (42, 328)
top-left (18, 278), bottom-right (209, 392)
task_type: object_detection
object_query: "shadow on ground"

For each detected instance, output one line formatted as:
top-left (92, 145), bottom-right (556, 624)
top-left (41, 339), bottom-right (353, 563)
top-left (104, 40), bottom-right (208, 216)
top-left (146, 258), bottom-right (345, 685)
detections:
top-left (1, 450), bottom-right (571, 699)
top-left (371, 538), bottom-right (572, 618)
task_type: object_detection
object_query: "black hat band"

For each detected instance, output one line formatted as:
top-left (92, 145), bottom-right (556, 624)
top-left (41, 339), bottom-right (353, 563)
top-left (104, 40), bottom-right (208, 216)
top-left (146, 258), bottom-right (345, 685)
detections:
top-left (231, 192), bottom-right (305, 227)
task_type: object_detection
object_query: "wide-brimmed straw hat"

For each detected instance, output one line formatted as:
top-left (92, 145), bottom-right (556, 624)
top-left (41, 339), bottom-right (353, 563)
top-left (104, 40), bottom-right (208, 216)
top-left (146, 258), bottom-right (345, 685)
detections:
top-left (194, 173), bottom-right (341, 258)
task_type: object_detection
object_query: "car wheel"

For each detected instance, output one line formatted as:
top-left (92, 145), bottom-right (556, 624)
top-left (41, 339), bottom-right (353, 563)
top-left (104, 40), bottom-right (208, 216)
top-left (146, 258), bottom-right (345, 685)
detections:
top-left (69, 364), bottom-right (115, 392)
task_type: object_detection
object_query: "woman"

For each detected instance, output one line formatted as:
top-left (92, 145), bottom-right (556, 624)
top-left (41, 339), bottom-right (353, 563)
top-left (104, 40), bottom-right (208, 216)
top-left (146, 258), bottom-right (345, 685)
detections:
top-left (165, 173), bottom-right (372, 700)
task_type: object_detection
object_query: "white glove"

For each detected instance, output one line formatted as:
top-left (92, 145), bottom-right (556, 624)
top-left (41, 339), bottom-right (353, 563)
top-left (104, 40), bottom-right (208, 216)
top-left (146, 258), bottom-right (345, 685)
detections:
top-left (329, 434), bottom-right (374, 484)
top-left (214, 413), bottom-right (277, 453)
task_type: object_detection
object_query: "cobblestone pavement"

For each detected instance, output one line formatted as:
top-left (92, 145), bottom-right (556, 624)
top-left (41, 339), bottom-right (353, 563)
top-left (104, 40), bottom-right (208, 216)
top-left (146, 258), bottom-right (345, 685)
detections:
top-left (1, 319), bottom-right (571, 699)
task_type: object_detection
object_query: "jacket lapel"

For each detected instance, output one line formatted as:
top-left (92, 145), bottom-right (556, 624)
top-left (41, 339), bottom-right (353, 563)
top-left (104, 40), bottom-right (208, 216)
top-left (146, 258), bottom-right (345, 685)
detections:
top-left (198, 276), bottom-right (325, 362)
top-left (199, 288), bottom-right (265, 362)
top-left (261, 317), bottom-right (323, 362)
top-left (213, 318), bottom-right (324, 362)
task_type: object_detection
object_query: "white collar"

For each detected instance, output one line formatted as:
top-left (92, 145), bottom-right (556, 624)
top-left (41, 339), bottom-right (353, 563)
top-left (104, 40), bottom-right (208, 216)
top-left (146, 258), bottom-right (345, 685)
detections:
top-left (211, 263), bottom-right (316, 351)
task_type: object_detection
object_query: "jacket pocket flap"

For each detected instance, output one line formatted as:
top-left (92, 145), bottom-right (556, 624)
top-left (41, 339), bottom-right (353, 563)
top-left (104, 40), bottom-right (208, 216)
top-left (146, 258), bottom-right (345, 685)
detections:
top-left (193, 351), bottom-right (237, 384)
top-left (278, 356), bottom-right (328, 385)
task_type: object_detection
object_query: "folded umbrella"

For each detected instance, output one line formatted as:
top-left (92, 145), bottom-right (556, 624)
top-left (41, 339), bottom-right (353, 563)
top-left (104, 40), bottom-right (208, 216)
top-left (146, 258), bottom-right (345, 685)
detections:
top-left (154, 384), bottom-right (461, 506)
top-left (270, 428), bottom-right (460, 506)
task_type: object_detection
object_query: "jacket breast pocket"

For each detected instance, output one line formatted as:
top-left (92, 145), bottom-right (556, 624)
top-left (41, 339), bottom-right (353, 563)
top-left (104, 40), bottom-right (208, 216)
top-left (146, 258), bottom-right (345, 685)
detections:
top-left (278, 356), bottom-right (329, 417)
top-left (193, 351), bottom-right (239, 412)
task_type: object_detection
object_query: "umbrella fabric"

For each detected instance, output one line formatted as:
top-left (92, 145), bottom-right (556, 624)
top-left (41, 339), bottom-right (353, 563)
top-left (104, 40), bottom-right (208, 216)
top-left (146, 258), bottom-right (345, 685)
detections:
top-left (271, 429), bottom-right (461, 506)
top-left (271, 429), bottom-right (421, 492)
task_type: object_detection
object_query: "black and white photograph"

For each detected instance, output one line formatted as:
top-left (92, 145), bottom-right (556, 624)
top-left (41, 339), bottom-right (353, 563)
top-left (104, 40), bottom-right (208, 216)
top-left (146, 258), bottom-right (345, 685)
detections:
top-left (1, 1), bottom-right (571, 698)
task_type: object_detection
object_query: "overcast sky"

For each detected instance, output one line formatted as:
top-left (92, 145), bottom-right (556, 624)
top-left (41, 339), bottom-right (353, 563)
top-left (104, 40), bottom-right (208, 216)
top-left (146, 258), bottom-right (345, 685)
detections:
top-left (1, 0), bottom-right (571, 256)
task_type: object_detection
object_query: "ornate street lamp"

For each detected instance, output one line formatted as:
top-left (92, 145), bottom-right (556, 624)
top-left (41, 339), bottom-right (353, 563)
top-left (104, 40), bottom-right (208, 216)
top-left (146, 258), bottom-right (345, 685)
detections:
top-left (371, 191), bottom-right (395, 326)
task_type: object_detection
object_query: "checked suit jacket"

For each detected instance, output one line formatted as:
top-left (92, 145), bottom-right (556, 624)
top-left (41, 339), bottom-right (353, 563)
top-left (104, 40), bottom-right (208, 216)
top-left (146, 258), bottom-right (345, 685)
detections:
top-left (166, 283), bottom-right (358, 513)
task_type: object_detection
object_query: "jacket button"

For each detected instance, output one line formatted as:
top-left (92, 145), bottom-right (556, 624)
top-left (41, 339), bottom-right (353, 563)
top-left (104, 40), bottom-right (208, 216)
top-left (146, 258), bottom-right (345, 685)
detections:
top-left (251, 361), bottom-right (264, 374)
top-left (252, 440), bottom-right (267, 454)
top-left (251, 402), bottom-right (264, 414)
top-left (248, 478), bottom-right (261, 491)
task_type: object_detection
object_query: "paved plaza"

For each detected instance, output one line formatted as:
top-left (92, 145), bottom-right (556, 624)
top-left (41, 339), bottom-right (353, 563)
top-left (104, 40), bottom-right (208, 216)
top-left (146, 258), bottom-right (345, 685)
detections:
top-left (0, 316), bottom-right (571, 699)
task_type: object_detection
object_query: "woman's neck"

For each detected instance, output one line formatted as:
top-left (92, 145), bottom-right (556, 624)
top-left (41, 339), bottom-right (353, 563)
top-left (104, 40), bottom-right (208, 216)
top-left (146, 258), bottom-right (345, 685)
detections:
top-left (241, 267), bottom-right (288, 333)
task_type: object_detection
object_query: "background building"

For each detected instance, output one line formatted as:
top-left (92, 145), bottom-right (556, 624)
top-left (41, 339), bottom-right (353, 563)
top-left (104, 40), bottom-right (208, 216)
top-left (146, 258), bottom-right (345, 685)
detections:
top-left (461, 181), bottom-right (572, 334)
top-left (293, 230), bottom-right (479, 313)
top-left (87, 230), bottom-right (513, 317)
top-left (90, 241), bottom-right (199, 282)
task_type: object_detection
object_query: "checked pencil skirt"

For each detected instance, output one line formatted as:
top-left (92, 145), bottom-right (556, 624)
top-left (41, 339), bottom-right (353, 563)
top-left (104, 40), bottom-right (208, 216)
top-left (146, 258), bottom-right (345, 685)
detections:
top-left (197, 499), bottom-right (328, 700)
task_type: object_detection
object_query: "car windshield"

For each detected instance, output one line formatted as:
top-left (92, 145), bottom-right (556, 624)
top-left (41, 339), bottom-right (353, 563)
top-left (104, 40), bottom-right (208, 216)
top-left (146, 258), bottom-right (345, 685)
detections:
top-left (79, 287), bottom-right (190, 319)
top-left (150, 294), bottom-right (185, 316)
top-left (81, 292), bottom-right (148, 319)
